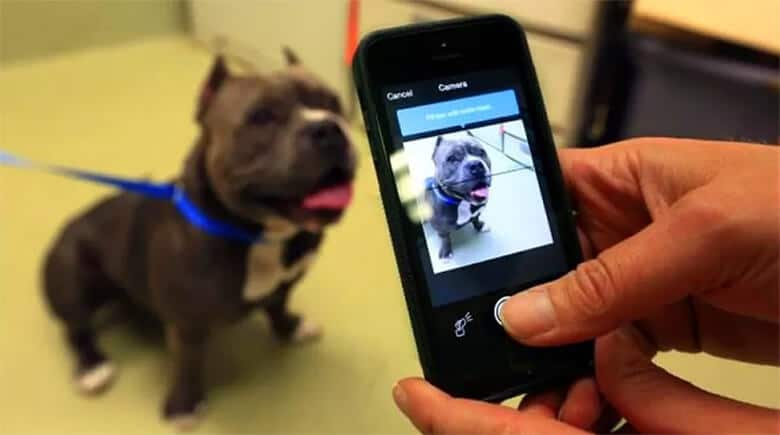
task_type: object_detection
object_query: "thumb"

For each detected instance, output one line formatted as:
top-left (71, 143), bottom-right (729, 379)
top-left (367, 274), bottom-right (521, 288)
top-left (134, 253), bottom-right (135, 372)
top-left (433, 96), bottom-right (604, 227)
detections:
top-left (501, 192), bottom-right (726, 345)
top-left (596, 326), bottom-right (779, 434)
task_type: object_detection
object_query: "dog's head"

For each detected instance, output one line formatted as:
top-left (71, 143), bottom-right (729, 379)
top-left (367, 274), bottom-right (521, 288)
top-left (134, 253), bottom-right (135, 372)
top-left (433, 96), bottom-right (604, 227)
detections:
top-left (432, 136), bottom-right (491, 205)
top-left (193, 50), bottom-right (356, 231)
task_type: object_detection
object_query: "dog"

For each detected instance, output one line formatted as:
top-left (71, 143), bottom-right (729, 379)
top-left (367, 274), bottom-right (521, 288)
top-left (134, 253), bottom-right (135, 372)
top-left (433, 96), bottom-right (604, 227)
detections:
top-left (42, 50), bottom-right (356, 428)
top-left (425, 135), bottom-right (491, 259)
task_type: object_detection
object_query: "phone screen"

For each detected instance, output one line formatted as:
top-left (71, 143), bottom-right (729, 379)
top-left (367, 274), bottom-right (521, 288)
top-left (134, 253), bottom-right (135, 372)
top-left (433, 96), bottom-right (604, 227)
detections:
top-left (381, 68), bottom-right (589, 394)
top-left (383, 69), bottom-right (569, 307)
top-left (357, 16), bottom-right (591, 398)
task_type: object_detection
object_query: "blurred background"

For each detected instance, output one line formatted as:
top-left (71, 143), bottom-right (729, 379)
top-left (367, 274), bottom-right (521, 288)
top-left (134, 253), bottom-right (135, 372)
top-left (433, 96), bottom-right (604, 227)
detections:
top-left (0, 0), bottom-right (777, 433)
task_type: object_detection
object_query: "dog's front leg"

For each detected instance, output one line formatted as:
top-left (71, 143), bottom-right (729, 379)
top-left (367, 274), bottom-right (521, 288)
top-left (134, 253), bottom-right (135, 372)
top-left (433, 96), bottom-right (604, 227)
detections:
top-left (264, 278), bottom-right (322, 343)
top-left (438, 232), bottom-right (453, 259)
top-left (163, 325), bottom-right (208, 430)
top-left (471, 216), bottom-right (490, 232)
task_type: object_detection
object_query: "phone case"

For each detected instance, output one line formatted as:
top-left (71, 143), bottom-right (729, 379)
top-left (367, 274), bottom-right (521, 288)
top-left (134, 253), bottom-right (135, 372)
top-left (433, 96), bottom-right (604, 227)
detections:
top-left (352, 15), bottom-right (592, 401)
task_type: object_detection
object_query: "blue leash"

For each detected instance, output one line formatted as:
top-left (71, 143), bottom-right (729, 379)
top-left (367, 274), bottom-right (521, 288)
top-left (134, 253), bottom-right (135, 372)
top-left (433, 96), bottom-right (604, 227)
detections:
top-left (0, 150), bottom-right (262, 244)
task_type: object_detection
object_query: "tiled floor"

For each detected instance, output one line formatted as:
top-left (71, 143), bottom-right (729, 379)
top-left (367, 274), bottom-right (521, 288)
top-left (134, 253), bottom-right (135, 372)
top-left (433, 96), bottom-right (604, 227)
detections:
top-left (0, 36), bottom-right (776, 434)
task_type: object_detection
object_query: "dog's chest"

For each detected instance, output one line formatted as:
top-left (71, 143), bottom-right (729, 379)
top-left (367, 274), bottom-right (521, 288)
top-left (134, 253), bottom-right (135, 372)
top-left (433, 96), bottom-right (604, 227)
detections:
top-left (241, 231), bottom-right (322, 302)
top-left (456, 201), bottom-right (484, 225)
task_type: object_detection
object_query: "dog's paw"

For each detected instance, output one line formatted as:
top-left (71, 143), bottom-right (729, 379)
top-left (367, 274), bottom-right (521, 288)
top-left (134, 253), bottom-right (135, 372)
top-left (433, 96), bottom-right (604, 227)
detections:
top-left (168, 408), bottom-right (204, 432)
top-left (75, 361), bottom-right (117, 395)
top-left (439, 250), bottom-right (454, 260)
top-left (164, 396), bottom-right (206, 432)
top-left (478, 223), bottom-right (491, 232)
top-left (291, 318), bottom-right (323, 344)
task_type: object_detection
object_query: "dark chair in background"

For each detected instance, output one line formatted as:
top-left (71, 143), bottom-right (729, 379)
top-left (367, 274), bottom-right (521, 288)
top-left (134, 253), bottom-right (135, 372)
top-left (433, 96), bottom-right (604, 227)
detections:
top-left (576, 2), bottom-right (779, 147)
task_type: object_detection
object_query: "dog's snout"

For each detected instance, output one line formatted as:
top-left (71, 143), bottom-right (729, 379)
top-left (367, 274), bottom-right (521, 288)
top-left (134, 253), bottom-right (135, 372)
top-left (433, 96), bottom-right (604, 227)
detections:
top-left (308, 120), bottom-right (347, 153)
top-left (468, 160), bottom-right (486, 177)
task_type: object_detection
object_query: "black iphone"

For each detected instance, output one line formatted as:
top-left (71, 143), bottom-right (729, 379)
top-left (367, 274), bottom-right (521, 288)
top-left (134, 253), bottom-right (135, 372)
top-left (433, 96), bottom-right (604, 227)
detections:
top-left (353, 15), bottom-right (592, 401)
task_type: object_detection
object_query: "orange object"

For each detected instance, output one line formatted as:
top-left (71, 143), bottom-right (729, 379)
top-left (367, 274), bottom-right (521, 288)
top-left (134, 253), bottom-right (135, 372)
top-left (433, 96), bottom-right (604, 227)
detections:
top-left (345, 0), bottom-right (360, 65)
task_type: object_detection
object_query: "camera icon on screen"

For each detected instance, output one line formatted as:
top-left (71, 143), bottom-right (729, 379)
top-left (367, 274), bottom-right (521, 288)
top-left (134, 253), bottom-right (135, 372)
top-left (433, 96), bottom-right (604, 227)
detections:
top-left (454, 312), bottom-right (473, 338)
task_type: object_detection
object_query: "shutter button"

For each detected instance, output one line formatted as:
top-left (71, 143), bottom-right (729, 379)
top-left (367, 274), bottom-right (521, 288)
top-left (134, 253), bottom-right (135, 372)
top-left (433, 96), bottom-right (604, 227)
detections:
top-left (494, 296), bottom-right (510, 326)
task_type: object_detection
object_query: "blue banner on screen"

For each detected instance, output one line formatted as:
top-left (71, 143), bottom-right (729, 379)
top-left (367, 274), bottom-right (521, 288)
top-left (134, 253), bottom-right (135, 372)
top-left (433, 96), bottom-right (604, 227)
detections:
top-left (396, 90), bottom-right (520, 137)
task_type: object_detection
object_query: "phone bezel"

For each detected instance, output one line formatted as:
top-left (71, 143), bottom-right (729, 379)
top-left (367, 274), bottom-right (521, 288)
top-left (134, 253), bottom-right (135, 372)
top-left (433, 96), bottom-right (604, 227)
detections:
top-left (353, 15), bottom-right (591, 400)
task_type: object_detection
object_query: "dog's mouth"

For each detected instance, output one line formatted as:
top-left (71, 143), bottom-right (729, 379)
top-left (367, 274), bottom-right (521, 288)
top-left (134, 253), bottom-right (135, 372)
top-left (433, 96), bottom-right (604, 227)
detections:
top-left (300, 167), bottom-right (354, 211)
top-left (470, 181), bottom-right (490, 202)
top-left (239, 166), bottom-right (354, 227)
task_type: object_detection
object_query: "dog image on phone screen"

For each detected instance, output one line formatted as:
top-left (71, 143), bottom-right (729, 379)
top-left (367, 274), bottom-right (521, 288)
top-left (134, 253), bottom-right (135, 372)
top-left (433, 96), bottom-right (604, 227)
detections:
top-left (42, 49), bottom-right (355, 429)
top-left (425, 136), bottom-right (492, 259)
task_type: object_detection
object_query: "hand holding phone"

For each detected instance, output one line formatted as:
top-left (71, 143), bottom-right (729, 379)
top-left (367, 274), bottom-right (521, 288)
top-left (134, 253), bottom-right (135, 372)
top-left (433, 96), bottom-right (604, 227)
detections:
top-left (391, 136), bottom-right (780, 433)
top-left (353, 15), bottom-right (592, 401)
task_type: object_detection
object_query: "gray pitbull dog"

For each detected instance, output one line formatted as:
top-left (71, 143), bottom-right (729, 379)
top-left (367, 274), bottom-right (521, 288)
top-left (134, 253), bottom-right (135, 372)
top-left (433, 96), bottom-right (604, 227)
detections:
top-left (425, 135), bottom-right (492, 259)
top-left (43, 50), bottom-right (356, 429)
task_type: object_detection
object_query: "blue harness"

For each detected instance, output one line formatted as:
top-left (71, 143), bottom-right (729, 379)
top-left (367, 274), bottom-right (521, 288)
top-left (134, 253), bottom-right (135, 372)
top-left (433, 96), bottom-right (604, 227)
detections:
top-left (0, 151), bottom-right (262, 244)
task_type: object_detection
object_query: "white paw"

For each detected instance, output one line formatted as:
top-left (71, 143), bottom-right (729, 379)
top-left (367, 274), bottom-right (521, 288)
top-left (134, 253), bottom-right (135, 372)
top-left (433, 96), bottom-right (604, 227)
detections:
top-left (440, 255), bottom-right (453, 264)
top-left (291, 318), bottom-right (323, 343)
top-left (169, 402), bottom-right (206, 432)
top-left (76, 361), bottom-right (116, 394)
top-left (170, 413), bottom-right (200, 432)
top-left (479, 223), bottom-right (491, 232)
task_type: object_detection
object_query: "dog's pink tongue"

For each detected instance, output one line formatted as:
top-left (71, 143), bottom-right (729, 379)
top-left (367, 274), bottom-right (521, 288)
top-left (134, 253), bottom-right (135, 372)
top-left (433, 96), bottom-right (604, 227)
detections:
top-left (472, 187), bottom-right (489, 199)
top-left (302, 184), bottom-right (354, 210)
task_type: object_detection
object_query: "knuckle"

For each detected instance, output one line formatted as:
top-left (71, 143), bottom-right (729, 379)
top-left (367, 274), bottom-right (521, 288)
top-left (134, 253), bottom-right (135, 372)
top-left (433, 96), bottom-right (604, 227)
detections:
top-left (598, 328), bottom-right (668, 403)
top-left (568, 258), bottom-right (619, 319)
top-left (611, 356), bottom-right (662, 398)
top-left (675, 193), bottom-right (737, 248)
top-left (677, 194), bottom-right (729, 229)
top-left (610, 137), bottom-right (652, 149)
top-left (600, 356), bottom-right (653, 400)
top-left (609, 137), bottom-right (658, 157)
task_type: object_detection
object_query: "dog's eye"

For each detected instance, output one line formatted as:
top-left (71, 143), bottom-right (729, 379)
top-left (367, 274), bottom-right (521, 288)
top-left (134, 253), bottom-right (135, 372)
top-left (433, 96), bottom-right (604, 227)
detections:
top-left (447, 155), bottom-right (460, 163)
top-left (248, 107), bottom-right (274, 125)
top-left (468, 146), bottom-right (486, 157)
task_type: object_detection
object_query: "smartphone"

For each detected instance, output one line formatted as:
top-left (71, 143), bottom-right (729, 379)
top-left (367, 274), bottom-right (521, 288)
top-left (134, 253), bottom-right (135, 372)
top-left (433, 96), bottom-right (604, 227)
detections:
top-left (353, 15), bottom-right (592, 401)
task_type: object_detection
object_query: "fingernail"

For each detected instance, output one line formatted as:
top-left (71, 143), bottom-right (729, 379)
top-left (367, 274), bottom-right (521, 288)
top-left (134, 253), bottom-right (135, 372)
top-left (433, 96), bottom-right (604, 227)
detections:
top-left (501, 286), bottom-right (556, 339)
top-left (392, 383), bottom-right (409, 415)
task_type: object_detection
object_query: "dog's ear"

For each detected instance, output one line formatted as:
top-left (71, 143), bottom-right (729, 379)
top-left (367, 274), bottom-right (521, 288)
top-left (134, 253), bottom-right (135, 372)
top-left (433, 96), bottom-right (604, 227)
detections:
top-left (432, 136), bottom-right (444, 160)
top-left (282, 46), bottom-right (300, 66)
top-left (196, 56), bottom-right (229, 123)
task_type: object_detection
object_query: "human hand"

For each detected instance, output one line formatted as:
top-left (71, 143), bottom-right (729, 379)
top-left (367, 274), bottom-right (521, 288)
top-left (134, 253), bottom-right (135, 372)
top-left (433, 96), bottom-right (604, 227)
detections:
top-left (499, 138), bottom-right (779, 432)
top-left (393, 138), bottom-right (779, 434)
top-left (393, 324), bottom-right (778, 434)
top-left (502, 138), bottom-right (778, 354)
top-left (392, 375), bottom-right (607, 434)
